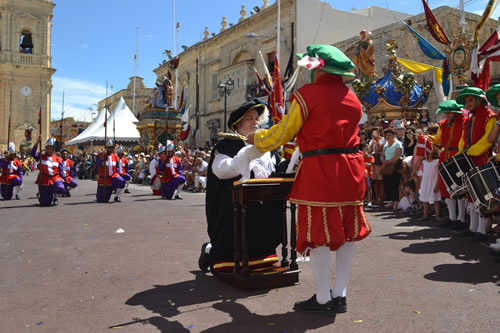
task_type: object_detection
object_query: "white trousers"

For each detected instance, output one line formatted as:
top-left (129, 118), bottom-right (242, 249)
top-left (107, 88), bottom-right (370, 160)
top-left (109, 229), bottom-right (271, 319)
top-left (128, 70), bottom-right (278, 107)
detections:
top-left (445, 198), bottom-right (466, 222)
top-left (310, 242), bottom-right (355, 304)
top-left (195, 175), bottom-right (207, 189)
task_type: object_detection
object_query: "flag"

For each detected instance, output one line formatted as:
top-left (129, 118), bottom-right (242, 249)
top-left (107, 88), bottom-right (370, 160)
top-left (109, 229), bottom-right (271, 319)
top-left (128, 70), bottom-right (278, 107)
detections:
top-left (471, 26), bottom-right (500, 90)
top-left (404, 22), bottom-right (446, 60)
top-left (176, 88), bottom-right (184, 113)
top-left (416, 135), bottom-right (433, 158)
top-left (422, 0), bottom-right (450, 45)
top-left (254, 67), bottom-right (270, 95)
top-left (474, 0), bottom-right (499, 44)
top-left (442, 58), bottom-right (450, 97)
top-left (269, 49), bottom-right (284, 124)
top-left (479, 26), bottom-right (500, 55)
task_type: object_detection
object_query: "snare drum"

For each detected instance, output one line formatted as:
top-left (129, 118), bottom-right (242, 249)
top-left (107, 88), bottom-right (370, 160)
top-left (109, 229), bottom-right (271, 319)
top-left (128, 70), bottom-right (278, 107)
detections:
top-left (465, 162), bottom-right (500, 216)
top-left (438, 153), bottom-right (475, 198)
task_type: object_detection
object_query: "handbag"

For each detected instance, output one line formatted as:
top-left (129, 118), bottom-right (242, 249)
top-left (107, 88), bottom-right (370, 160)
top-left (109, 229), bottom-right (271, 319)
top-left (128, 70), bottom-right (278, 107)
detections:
top-left (381, 162), bottom-right (396, 176)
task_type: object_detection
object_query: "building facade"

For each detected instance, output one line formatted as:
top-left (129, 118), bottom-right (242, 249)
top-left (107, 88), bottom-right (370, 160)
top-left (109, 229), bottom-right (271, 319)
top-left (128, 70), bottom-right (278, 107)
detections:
top-left (97, 76), bottom-right (152, 117)
top-left (152, 0), bottom-right (411, 147)
top-left (0, 0), bottom-right (56, 151)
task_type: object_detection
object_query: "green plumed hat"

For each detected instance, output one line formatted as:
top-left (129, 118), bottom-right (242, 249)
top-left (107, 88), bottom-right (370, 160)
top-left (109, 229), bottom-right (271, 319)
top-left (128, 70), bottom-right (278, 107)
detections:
top-left (435, 100), bottom-right (464, 115)
top-left (456, 87), bottom-right (487, 105)
top-left (486, 84), bottom-right (500, 107)
top-left (296, 44), bottom-right (355, 77)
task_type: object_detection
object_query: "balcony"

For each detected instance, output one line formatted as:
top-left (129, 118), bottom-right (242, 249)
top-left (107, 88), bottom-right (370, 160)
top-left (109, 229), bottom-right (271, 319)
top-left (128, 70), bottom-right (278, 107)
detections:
top-left (20, 53), bottom-right (33, 64)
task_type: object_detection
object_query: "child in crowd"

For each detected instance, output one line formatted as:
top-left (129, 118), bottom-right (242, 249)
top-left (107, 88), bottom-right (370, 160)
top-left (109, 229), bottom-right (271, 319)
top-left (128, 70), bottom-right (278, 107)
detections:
top-left (419, 146), bottom-right (441, 221)
top-left (399, 179), bottom-right (418, 215)
top-left (361, 144), bottom-right (374, 206)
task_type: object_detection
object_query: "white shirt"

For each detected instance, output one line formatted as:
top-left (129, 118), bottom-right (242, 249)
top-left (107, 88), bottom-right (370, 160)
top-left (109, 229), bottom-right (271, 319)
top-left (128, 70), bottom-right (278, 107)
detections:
top-left (212, 134), bottom-right (274, 182)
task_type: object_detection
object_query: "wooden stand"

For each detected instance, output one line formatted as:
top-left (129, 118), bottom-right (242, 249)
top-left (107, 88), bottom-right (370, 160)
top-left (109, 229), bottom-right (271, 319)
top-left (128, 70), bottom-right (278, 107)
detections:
top-left (215, 178), bottom-right (300, 290)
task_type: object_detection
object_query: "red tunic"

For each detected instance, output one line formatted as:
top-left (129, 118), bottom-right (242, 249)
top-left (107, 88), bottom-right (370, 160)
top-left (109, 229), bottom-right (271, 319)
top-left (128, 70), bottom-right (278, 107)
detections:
top-left (36, 154), bottom-right (63, 186)
top-left (61, 158), bottom-right (74, 183)
top-left (117, 157), bottom-right (128, 176)
top-left (289, 74), bottom-right (371, 253)
top-left (462, 105), bottom-right (495, 166)
top-left (436, 114), bottom-right (465, 198)
top-left (161, 156), bottom-right (182, 182)
top-left (97, 154), bottom-right (120, 186)
top-left (0, 159), bottom-right (22, 184)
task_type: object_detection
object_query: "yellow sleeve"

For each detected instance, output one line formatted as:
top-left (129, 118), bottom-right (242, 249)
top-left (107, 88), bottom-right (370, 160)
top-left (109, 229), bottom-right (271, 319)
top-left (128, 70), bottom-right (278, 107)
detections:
top-left (253, 99), bottom-right (304, 153)
top-left (468, 118), bottom-right (496, 156)
top-left (458, 130), bottom-right (465, 153)
top-left (429, 127), bottom-right (442, 147)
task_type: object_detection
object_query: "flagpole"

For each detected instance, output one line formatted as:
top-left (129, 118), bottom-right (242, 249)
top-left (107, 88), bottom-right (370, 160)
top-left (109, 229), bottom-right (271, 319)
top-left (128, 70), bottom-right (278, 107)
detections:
top-left (459, 0), bottom-right (465, 34)
top-left (7, 86), bottom-right (12, 146)
top-left (133, 25), bottom-right (138, 116)
top-left (111, 84), bottom-right (115, 143)
top-left (277, 0), bottom-right (281, 61)
top-left (104, 81), bottom-right (108, 199)
top-left (59, 92), bottom-right (64, 151)
top-left (39, 77), bottom-right (42, 152)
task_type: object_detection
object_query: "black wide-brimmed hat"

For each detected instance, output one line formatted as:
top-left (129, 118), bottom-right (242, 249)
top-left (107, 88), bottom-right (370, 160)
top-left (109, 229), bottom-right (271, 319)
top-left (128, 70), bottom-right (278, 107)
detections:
top-left (227, 99), bottom-right (266, 131)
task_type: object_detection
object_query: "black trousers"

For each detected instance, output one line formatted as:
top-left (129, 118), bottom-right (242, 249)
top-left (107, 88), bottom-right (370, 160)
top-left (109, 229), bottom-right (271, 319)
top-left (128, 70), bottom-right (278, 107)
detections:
top-left (383, 172), bottom-right (401, 201)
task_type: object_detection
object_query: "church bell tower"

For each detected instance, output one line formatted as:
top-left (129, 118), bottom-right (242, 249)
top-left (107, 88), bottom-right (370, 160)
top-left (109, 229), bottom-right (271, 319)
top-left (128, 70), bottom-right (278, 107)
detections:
top-left (0, 0), bottom-right (56, 151)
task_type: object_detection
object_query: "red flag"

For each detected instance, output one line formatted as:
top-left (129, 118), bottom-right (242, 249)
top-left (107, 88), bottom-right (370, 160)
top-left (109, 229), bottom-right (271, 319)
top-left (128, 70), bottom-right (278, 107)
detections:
top-left (416, 135), bottom-right (433, 158)
top-left (254, 68), bottom-right (270, 95)
top-left (479, 26), bottom-right (500, 54)
top-left (180, 123), bottom-right (190, 141)
top-left (269, 49), bottom-right (284, 124)
top-left (422, 0), bottom-right (450, 45)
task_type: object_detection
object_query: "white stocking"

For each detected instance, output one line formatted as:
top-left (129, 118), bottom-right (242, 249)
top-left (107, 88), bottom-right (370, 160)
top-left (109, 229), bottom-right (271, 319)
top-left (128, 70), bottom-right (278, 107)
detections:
top-left (115, 188), bottom-right (123, 197)
top-left (457, 198), bottom-right (466, 222)
top-left (310, 246), bottom-right (331, 304)
top-left (13, 186), bottom-right (21, 195)
top-left (445, 198), bottom-right (457, 221)
top-left (332, 242), bottom-right (355, 298)
top-left (125, 180), bottom-right (130, 189)
top-left (478, 216), bottom-right (488, 235)
top-left (469, 209), bottom-right (479, 232)
top-left (176, 183), bottom-right (184, 196)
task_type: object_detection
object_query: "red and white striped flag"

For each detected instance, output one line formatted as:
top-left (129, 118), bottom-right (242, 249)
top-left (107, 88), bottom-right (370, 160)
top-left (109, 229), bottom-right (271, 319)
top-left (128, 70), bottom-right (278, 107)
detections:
top-left (415, 135), bottom-right (433, 158)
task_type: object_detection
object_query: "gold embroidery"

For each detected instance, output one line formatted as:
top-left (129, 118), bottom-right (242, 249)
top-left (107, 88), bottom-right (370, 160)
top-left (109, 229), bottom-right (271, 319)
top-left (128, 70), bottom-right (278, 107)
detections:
top-left (353, 206), bottom-right (359, 239)
top-left (338, 206), bottom-right (345, 235)
top-left (289, 198), bottom-right (364, 207)
top-left (307, 206), bottom-right (312, 243)
top-left (362, 209), bottom-right (372, 232)
top-left (322, 208), bottom-right (330, 244)
top-left (294, 92), bottom-right (309, 121)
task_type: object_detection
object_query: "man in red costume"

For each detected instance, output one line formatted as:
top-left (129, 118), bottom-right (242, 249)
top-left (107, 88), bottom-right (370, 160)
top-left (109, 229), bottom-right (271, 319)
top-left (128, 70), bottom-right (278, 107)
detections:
top-left (0, 143), bottom-right (23, 200)
top-left (60, 148), bottom-right (78, 197)
top-left (457, 87), bottom-right (496, 242)
top-left (116, 145), bottom-right (132, 194)
top-left (32, 136), bottom-right (66, 206)
top-left (429, 100), bottom-right (467, 230)
top-left (159, 140), bottom-right (185, 200)
top-left (96, 139), bottom-right (126, 203)
top-left (248, 44), bottom-right (371, 317)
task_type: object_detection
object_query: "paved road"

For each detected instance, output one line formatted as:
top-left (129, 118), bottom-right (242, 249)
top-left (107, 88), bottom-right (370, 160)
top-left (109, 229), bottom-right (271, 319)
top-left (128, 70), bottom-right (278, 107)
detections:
top-left (1, 174), bottom-right (499, 332)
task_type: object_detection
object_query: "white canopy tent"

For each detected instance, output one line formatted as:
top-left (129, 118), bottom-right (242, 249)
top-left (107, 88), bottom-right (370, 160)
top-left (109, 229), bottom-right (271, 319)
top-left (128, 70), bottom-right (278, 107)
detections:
top-left (66, 106), bottom-right (109, 145)
top-left (66, 97), bottom-right (140, 145)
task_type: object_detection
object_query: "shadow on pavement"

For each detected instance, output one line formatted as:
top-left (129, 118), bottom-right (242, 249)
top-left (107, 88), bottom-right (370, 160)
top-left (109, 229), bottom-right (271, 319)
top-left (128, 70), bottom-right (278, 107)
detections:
top-left (0, 204), bottom-right (40, 209)
top-left (121, 271), bottom-right (333, 332)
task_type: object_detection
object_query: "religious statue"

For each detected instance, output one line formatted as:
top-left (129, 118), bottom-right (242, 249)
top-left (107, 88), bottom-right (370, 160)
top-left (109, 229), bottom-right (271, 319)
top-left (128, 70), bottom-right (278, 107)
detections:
top-left (353, 30), bottom-right (376, 81)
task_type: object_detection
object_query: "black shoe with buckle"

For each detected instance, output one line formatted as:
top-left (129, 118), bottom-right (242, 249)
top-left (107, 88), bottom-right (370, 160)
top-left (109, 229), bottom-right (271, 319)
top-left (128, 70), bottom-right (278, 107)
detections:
top-left (175, 195), bottom-right (183, 200)
top-left (293, 295), bottom-right (336, 317)
top-left (124, 189), bottom-right (130, 194)
top-left (66, 191), bottom-right (71, 197)
top-left (114, 196), bottom-right (121, 202)
top-left (455, 229), bottom-right (474, 237)
top-left (52, 198), bottom-right (59, 206)
top-left (15, 194), bottom-right (20, 200)
top-left (470, 232), bottom-right (488, 242)
top-left (438, 219), bottom-right (455, 228)
top-left (198, 242), bottom-right (211, 273)
top-left (450, 221), bottom-right (468, 230)
top-left (333, 296), bottom-right (347, 313)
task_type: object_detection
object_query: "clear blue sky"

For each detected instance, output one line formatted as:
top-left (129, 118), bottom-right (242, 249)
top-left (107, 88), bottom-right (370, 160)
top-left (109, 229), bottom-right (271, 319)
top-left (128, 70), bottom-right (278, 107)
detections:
top-left (50, 0), bottom-right (497, 121)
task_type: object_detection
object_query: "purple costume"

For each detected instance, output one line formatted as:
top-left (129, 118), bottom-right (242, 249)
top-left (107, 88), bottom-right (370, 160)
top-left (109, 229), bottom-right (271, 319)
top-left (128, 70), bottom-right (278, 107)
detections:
top-left (61, 159), bottom-right (78, 193)
top-left (31, 146), bottom-right (66, 206)
top-left (159, 157), bottom-right (186, 199)
top-left (0, 159), bottom-right (23, 200)
top-left (95, 155), bottom-right (126, 203)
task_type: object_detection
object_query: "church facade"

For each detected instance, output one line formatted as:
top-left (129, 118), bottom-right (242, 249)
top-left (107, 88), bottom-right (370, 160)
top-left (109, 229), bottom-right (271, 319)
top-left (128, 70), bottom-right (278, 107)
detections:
top-left (0, 0), bottom-right (55, 152)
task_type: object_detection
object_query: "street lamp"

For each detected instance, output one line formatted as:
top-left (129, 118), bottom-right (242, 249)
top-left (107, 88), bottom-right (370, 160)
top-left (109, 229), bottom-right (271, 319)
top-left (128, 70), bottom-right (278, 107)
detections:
top-left (218, 78), bottom-right (234, 132)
